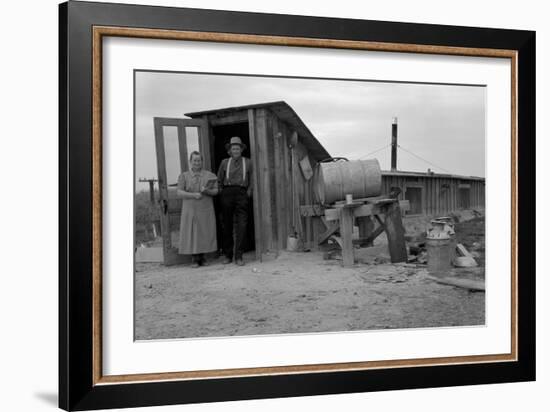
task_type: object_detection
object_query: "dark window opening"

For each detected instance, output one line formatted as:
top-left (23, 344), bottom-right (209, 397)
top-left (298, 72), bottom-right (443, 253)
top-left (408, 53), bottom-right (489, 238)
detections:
top-left (458, 188), bottom-right (470, 209)
top-left (405, 187), bottom-right (423, 215)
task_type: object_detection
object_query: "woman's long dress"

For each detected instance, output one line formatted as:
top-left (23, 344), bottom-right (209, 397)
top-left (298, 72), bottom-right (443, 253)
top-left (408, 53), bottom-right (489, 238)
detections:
top-left (177, 169), bottom-right (218, 254)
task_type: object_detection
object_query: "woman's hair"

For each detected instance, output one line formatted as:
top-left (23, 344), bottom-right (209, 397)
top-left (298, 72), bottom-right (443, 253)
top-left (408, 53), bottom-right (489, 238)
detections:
top-left (189, 151), bottom-right (203, 162)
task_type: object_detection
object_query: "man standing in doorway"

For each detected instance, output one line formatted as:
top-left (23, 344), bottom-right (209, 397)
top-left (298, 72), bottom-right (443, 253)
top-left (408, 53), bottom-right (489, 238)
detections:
top-left (217, 136), bottom-right (253, 266)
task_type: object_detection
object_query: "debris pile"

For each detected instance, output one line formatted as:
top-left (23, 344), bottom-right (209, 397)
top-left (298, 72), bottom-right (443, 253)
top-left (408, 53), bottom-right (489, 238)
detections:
top-left (321, 213), bottom-right (485, 292)
top-left (407, 217), bottom-right (480, 269)
top-left (408, 241), bottom-right (479, 268)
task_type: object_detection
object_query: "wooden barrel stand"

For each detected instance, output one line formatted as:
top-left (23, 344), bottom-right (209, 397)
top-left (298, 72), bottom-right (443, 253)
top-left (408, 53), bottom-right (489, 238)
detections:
top-left (301, 197), bottom-right (409, 267)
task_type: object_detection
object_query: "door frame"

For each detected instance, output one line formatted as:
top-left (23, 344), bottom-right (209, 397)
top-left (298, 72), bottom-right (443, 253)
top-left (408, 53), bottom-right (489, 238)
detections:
top-left (153, 117), bottom-right (210, 265)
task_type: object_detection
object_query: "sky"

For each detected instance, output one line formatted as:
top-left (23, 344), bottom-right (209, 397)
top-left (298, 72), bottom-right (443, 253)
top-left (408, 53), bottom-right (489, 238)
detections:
top-left (135, 71), bottom-right (485, 192)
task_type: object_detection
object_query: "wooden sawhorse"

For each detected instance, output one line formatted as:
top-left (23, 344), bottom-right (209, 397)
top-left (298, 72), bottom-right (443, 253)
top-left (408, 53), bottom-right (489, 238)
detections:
top-left (321, 198), bottom-right (409, 267)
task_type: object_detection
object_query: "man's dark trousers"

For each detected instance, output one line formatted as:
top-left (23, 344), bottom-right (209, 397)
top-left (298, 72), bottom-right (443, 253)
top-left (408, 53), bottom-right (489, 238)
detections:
top-left (221, 186), bottom-right (249, 260)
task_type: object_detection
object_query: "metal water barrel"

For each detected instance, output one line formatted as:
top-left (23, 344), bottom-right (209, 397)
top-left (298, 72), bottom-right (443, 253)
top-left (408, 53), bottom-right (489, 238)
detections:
top-left (313, 158), bottom-right (382, 205)
top-left (426, 220), bottom-right (454, 276)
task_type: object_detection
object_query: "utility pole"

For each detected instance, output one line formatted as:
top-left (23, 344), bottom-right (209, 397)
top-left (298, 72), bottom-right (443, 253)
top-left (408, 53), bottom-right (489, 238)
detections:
top-left (138, 178), bottom-right (160, 238)
top-left (391, 117), bottom-right (398, 171)
top-left (139, 178), bottom-right (158, 205)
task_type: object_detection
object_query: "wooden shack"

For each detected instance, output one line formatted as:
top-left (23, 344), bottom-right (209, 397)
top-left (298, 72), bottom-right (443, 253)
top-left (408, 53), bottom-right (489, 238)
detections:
top-left (153, 101), bottom-right (330, 264)
top-left (380, 171), bottom-right (485, 216)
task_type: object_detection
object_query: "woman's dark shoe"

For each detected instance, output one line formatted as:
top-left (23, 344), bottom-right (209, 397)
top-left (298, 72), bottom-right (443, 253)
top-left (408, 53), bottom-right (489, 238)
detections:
top-left (201, 259), bottom-right (209, 266)
top-left (235, 258), bottom-right (244, 266)
top-left (191, 254), bottom-right (201, 268)
top-left (223, 257), bottom-right (232, 264)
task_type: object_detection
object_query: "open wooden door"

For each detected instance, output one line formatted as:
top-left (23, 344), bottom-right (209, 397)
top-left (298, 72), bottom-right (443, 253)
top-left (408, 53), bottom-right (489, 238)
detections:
top-left (153, 117), bottom-right (211, 265)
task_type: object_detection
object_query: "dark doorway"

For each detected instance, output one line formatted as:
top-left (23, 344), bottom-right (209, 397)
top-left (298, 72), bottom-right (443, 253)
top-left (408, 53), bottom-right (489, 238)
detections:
top-left (458, 187), bottom-right (471, 209)
top-left (211, 122), bottom-right (256, 254)
top-left (405, 186), bottom-right (423, 215)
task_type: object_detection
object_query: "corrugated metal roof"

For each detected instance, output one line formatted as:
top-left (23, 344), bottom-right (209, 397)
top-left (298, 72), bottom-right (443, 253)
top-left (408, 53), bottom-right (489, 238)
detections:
top-left (381, 170), bottom-right (485, 182)
top-left (185, 101), bottom-right (331, 162)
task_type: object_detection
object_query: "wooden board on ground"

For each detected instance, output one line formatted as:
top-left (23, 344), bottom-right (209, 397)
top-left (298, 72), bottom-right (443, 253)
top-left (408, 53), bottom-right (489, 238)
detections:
top-left (135, 247), bottom-right (163, 263)
top-left (456, 243), bottom-right (473, 257)
top-left (427, 275), bottom-right (485, 291)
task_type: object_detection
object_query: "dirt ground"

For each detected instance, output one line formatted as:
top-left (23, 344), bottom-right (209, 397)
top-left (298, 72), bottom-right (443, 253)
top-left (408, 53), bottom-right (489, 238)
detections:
top-left (135, 216), bottom-right (485, 340)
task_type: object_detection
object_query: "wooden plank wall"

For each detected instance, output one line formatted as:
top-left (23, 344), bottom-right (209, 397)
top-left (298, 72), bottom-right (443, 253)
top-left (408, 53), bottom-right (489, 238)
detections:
top-left (381, 175), bottom-right (485, 216)
top-left (252, 109), bottom-right (305, 254)
top-left (250, 110), bottom-right (320, 252)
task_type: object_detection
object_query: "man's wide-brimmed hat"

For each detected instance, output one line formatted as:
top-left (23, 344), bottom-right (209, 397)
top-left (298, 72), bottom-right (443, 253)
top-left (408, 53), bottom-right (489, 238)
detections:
top-left (225, 136), bottom-right (247, 151)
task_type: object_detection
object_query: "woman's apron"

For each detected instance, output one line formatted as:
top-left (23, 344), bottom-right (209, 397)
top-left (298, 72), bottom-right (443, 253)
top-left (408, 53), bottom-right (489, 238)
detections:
top-left (177, 171), bottom-right (217, 254)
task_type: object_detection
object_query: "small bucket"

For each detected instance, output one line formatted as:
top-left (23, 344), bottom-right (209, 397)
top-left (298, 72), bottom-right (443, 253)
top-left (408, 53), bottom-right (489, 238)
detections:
top-left (287, 235), bottom-right (299, 252)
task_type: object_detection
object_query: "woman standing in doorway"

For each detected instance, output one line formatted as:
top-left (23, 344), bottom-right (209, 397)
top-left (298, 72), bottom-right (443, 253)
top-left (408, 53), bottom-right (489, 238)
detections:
top-left (177, 151), bottom-right (219, 268)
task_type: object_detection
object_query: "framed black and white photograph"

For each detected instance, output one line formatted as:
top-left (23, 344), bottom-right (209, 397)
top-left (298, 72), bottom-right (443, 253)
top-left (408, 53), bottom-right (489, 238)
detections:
top-left (59, 1), bottom-right (535, 410)
top-left (134, 71), bottom-right (488, 341)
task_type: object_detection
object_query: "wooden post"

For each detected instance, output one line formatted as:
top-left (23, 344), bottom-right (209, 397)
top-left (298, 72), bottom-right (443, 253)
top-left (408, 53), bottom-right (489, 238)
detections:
top-left (391, 117), bottom-right (398, 171)
top-left (176, 124), bottom-right (189, 173)
top-left (139, 178), bottom-right (157, 205)
top-left (256, 109), bottom-right (273, 252)
top-left (290, 145), bottom-right (296, 232)
top-left (200, 115), bottom-right (213, 172)
top-left (383, 201), bottom-right (408, 263)
top-left (148, 180), bottom-right (155, 204)
top-left (304, 181), bottom-right (312, 249)
top-left (206, 115), bottom-right (216, 172)
top-left (281, 125), bottom-right (291, 240)
top-left (153, 119), bottom-right (170, 259)
top-left (340, 207), bottom-right (355, 267)
top-left (290, 132), bottom-right (303, 240)
top-left (248, 109), bottom-right (263, 261)
top-left (272, 123), bottom-right (285, 252)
